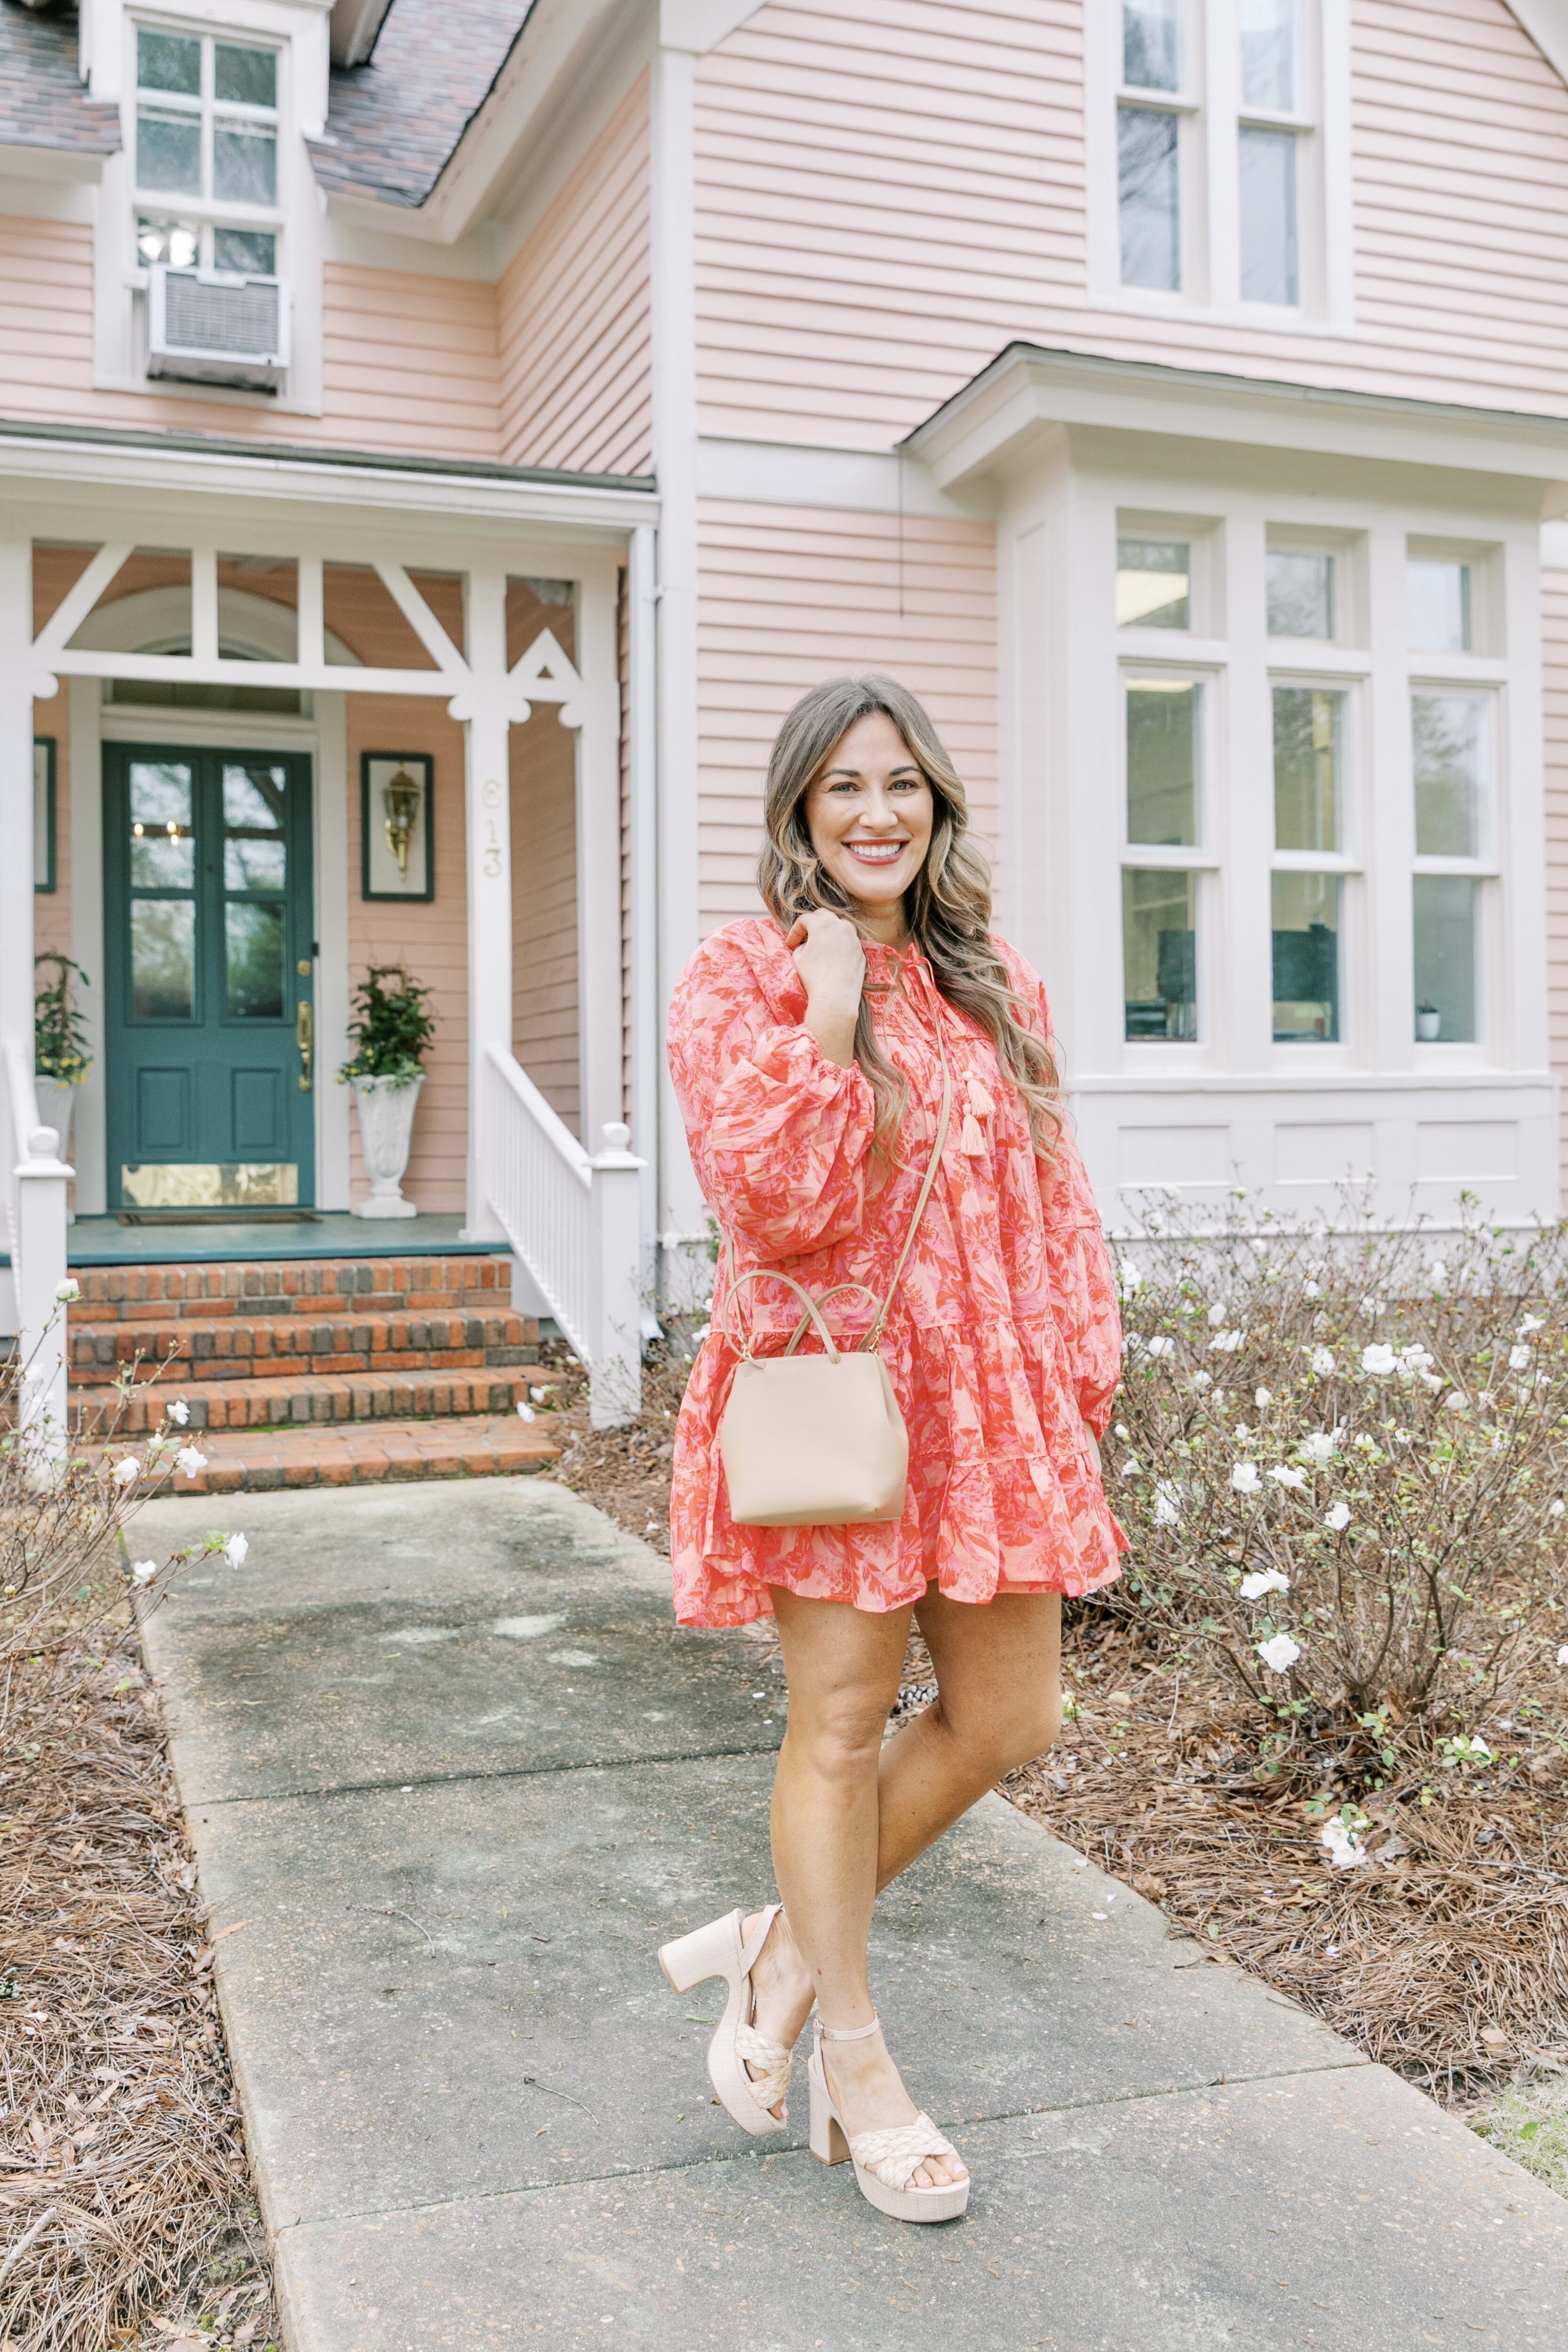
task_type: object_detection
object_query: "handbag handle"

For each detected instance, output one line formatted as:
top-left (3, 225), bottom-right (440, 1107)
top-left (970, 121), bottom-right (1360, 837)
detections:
top-left (718, 1016), bottom-right (953, 1360)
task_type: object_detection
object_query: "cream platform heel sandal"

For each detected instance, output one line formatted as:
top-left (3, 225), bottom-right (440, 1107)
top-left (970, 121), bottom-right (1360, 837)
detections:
top-left (658, 1905), bottom-right (795, 2135)
top-left (807, 2017), bottom-right (969, 2223)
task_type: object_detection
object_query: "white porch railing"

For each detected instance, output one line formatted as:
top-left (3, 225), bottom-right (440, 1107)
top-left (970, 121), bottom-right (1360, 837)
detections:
top-left (480, 1042), bottom-right (644, 1430)
top-left (2, 1034), bottom-right (72, 1450)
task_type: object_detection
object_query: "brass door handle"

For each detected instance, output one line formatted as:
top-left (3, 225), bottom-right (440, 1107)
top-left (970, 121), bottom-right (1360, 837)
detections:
top-left (296, 999), bottom-right (313, 1092)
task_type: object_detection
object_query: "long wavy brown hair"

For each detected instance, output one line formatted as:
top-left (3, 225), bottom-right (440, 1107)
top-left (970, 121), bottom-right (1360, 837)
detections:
top-left (756, 674), bottom-right (1060, 1169)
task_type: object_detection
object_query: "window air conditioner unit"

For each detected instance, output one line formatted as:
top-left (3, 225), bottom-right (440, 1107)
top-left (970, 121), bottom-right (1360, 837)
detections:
top-left (147, 264), bottom-right (290, 391)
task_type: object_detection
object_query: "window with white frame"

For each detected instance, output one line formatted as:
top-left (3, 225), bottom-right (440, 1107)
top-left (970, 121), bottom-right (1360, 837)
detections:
top-left (1115, 517), bottom-right (1509, 1065)
top-left (133, 22), bottom-right (281, 278)
top-left (1093, 0), bottom-right (1349, 327)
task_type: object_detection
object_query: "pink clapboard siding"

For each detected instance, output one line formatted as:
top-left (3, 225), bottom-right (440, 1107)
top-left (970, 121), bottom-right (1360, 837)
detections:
top-left (497, 74), bottom-right (652, 477)
top-left (693, 0), bottom-right (1568, 450)
top-left (1543, 577), bottom-right (1568, 1199)
top-left (510, 708), bottom-right (581, 1136)
top-left (696, 500), bottom-right (996, 930)
top-left (0, 216), bottom-right (501, 459)
top-left (345, 695), bottom-right (471, 1213)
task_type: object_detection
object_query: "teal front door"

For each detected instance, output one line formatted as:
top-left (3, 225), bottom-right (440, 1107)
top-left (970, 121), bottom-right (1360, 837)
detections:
top-left (103, 745), bottom-right (315, 1210)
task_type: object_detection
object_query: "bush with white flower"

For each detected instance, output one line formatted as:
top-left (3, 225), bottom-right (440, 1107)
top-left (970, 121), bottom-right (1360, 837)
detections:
top-left (1109, 1193), bottom-right (1568, 1765)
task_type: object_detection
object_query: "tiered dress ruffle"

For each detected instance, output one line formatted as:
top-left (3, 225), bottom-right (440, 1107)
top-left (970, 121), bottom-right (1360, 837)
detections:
top-left (665, 919), bottom-right (1127, 1627)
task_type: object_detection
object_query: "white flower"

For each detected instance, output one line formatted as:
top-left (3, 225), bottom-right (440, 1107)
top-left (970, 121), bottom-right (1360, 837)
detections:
top-left (1558, 1645), bottom-right (1568, 1666)
top-left (1419, 1372), bottom-right (1444, 1392)
top-left (1304, 1280), bottom-right (1321, 1299)
top-left (1324, 1500), bottom-right (1352, 1533)
top-left (1119, 1455), bottom-right (1141, 1478)
top-left (1231, 1462), bottom-right (1261, 1495)
top-left (1118, 1260), bottom-right (1144, 1299)
top-left (1209, 1329), bottom-right (1245, 1353)
top-left (1428, 1260), bottom-right (1448, 1291)
top-left (1361, 1343), bottom-right (1398, 1377)
top-left (692, 1323), bottom-right (712, 1343)
top-left (223, 1532), bottom-right (248, 1570)
top-left (175, 1446), bottom-right (207, 1478)
top-left (1144, 1335), bottom-right (1176, 1359)
top-left (55, 1277), bottom-right (80, 1304)
top-left (1191, 1371), bottom-right (1212, 1391)
top-left (1240, 1567), bottom-right (1289, 1599)
top-left (111, 1456), bottom-right (140, 1488)
top-left (1518, 1315), bottom-right (1545, 1337)
top-left (1321, 1819), bottom-right (1368, 1870)
top-left (1115, 1423), bottom-right (1130, 1440)
top-left (168, 1398), bottom-right (190, 1427)
top-left (1311, 1347), bottom-right (1336, 1377)
top-left (1268, 1464), bottom-right (1307, 1491)
top-left (1551, 1501), bottom-right (1566, 1519)
top-left (517, 1400), bottom-right (536, 1422)
top-left (1446, 1390), bottom-right (1470, 1413)
top-left (1399, 1344), bottom-right (1435, 1376)
top-left (1153, 1480), bottom-right (1181, 1528)
top-left (1257, 1632), bottom-right (1301, 1673)
top-left (1255, 1387), bottom-right (1272, 1409)
top-left (130, 1558), bottom-right (159, 1588)
top-left (1300, 1431), bottom-right (1337, 1465)
top-left (1509, 1345), bottom-right (1532, 1372)
top-left (1207, 1303), bottom-right (1228, 1328)
top-left (1234, 1423), bottom-right (1251, 1441)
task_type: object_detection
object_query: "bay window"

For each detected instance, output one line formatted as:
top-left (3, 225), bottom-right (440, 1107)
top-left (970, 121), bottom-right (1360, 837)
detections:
top-left (1411, 686), bottom-right (1489, 1044)
top-left (1122, 672), bottom-right (1209, 1040)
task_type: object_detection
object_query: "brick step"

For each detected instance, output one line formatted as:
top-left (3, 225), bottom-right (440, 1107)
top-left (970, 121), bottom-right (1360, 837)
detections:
top-left (68, 1310), bottom-right (537, 1385)
top-left (92, 1412), bottom-right (560, 1494)
top-left (71, 1253), bottom-right (516, 1325)
top-left (74, 1367), bottom-right (547, 1435)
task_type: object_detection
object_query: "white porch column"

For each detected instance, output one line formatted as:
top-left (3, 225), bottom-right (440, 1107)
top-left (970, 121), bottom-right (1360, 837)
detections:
top-left (627, 524), bottom-right (660, 1291)
top-left (0, 538), bottom-right (34, 1049)
top-left (461, 568), bottom-right (513, 1239)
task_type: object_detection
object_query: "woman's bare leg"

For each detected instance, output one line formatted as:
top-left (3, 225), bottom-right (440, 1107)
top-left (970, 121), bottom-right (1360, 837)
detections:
top-left (745, 1586), bottom-right (1060, 2172)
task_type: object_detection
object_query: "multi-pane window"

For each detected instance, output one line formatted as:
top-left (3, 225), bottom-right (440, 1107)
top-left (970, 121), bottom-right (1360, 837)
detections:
top-left (1411, 687), bottom-right (1486, 1043)
top-left (1118, 0), bottom-right (1185, 292)
top-left (1267, 547), bottom-right (1333, 639)
top-left (1123, 673), bottom-right (1204, 1039)
top-left (1408, 558), bottom-right (1471, 654)
top-left (134, 25), bottom-right (280, 279)
top-left (1107, 0), bottom-right (1331, 317)
top-left (1271, 686), bottom-right (1346, 1041)
top-left (1118, 536), bottom-right (1191, 628)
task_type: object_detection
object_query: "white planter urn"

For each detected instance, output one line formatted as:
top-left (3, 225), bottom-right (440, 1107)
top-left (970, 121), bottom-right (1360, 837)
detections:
top-left (33, 1076), bottom-right (78, 1159)
top-left (1415, 1009), bottom-right (1441, 1042)
top-left (350, 1073), bottom-right (424, 1218)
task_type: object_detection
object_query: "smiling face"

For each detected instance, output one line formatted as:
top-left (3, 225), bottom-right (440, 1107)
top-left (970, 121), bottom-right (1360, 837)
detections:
top-left (801, 710), bottom-right (936, 942)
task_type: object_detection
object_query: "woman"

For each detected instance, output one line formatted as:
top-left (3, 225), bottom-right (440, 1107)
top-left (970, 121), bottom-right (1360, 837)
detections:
top-left (659, 675), bottom-right (1125, 2223)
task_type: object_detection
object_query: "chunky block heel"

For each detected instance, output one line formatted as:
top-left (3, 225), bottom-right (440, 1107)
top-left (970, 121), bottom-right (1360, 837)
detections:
top-left (808, 2057), bottom-right (850, 2164)
top-left (809, 2017), bottom-right (969, 2223)
top-left (655, 1905), bottom-right (795, 2136)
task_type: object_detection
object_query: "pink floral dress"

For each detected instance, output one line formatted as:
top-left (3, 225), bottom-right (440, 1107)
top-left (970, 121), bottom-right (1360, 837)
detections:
top-left (666, 918), bottom-right (1127, 1628)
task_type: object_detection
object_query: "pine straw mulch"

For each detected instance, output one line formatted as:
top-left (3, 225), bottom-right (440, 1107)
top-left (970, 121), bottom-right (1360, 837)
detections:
top-left (1, 1616), bottom-right (279, 2352)
top-left (543, 1344), bottom-right (1568, 2125)
top-left (1000, 1605), bottom-right (1568, 2109)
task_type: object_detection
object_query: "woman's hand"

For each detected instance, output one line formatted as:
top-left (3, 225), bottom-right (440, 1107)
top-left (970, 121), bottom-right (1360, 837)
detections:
top-left (786, 910), bottom-right (865, 1068)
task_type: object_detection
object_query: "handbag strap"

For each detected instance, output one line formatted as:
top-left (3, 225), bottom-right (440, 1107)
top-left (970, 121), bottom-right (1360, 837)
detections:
top-left (718, 1010), bottom-right (953, 1361)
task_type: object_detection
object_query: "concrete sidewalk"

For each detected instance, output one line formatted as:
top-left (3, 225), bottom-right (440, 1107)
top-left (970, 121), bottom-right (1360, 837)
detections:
top-left (135, 1479), bottom-right (1567, 2351)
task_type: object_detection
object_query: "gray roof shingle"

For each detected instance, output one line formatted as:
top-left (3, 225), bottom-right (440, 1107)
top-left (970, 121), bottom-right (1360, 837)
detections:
top-left (310, 0), bottom-right (532, 208)
top-left (0, 1), bottom-right (120, 157)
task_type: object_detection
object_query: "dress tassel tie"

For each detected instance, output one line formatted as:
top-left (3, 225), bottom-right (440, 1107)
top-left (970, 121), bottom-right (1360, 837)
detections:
top-left (961, 1075), bottom-right (994, 1158)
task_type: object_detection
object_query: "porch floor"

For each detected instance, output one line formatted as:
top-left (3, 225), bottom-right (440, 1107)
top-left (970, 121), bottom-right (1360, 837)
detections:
top-left (63, 1211), bottom-right (487, 1267)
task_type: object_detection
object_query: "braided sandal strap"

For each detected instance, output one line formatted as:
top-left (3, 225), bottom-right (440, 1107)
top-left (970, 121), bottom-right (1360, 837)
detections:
top-left (846, 2112), bottom-right (958, 2194)
top-left (734, 2022), bottom-right (792, 2114)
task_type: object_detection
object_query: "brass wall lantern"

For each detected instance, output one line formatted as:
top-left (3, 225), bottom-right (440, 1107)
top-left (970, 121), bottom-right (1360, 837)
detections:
top-left (382, 764), bottom-right (422, 879)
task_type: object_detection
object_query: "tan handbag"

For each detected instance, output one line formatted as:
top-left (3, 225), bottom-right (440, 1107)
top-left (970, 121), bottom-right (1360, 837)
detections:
top-left (716, 1030), bottom-right (952, 1528)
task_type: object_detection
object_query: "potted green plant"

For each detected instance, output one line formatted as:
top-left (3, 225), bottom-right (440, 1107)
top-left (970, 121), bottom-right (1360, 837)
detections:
top-left (338, 963), bottom-right (436, 1218)
top-left (34, 953), bottom-right (91, 1162)
top-left (1416, 999), bottom-right (1441, 1042)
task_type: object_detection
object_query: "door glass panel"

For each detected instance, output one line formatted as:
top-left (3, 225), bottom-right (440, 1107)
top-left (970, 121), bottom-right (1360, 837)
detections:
top-left (1413, 693), bottom-right (1484, 857)
top-left (1124, 868), bottom-right (1198, 1039)
top-left (223, 763), bottom-right (287, 889)
top-left (225, 902), bottom-right (286, 1018)
top-left (1127, 680), bottom-right (1199, 845)
top-left (1272, 871), bottom-right (1340, 1041)
top-left (1273, 686), bottom-right (1343, 851)
top-left (131, 899), bottom-right (196, 1019)
top-left (1414, 876), bottom-right (1477, 1041)
top-left (1117, 537), bottom-right (1189, 628)
top-left (130, 761), bottom-right (194, 886)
